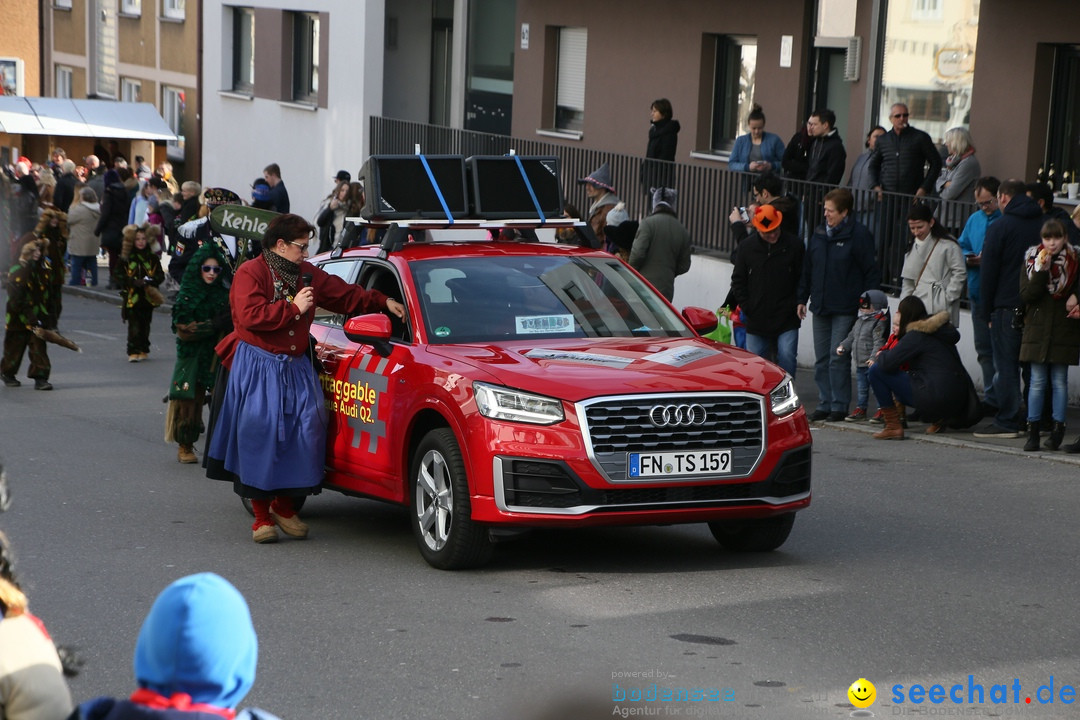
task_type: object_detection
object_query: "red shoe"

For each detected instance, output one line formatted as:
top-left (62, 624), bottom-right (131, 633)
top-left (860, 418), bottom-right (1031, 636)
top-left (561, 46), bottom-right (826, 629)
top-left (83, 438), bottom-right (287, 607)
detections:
top-left (845, 408), bottom-right (868, 422)
top-left (868, 409), bottom-right (885, 424)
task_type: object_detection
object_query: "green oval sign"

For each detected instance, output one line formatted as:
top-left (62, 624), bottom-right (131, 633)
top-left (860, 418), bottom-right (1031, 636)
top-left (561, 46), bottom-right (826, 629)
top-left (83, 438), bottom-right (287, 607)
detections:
top-left (209, 205), bottom-right (280, 241)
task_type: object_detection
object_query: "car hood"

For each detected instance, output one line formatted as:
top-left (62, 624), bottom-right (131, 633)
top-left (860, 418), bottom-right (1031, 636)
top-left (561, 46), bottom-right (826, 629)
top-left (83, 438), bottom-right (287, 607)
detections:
top-left (427, 337), bottom-right (787, 402)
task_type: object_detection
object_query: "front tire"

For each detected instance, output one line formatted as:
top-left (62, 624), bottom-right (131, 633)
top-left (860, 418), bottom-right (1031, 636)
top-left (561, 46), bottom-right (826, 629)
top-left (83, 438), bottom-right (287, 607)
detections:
top-left (708, 513), bottom-right (796, 552)
top-left (410, 428), bottom-right (492, 570)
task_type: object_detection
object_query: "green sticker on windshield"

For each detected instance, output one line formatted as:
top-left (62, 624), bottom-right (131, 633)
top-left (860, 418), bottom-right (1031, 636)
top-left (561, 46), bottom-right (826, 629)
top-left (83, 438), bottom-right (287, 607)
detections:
top-left (434, 326), bottom-right (451, 337)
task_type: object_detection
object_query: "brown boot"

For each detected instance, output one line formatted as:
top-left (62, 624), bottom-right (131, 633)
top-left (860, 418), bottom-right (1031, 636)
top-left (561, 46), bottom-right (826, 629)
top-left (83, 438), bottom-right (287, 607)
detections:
top-left (178, 444), bottom-right (197, 463)
top-left (873, 407), bottom-right (905, 440)
top-left (895, 401), bottom-right (908, 429)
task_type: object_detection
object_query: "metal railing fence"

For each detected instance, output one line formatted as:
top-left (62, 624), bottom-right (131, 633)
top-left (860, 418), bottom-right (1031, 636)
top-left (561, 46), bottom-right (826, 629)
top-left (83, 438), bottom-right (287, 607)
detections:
top-left (369, 116), bottom-right (977, 296)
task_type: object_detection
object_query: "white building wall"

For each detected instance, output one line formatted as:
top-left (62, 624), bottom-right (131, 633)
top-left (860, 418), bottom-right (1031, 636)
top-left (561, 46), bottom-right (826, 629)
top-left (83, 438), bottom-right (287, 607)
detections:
top-left (202, 0), bottom-right (385, 223)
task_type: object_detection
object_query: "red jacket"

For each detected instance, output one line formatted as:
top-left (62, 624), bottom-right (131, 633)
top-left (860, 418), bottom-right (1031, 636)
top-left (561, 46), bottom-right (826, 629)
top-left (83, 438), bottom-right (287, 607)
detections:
top-left (215, 257), bottom-right (387, 366)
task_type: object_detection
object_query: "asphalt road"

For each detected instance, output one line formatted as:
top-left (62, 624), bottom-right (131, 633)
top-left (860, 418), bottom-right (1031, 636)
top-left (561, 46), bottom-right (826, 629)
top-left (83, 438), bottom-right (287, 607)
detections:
top-left (1, 291), bottom-right (1078, 719)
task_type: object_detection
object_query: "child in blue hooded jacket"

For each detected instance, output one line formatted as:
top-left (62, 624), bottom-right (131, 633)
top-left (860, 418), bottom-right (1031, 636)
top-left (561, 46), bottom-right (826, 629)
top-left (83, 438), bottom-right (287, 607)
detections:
top-left (66, 573), bottom-right (279, 720)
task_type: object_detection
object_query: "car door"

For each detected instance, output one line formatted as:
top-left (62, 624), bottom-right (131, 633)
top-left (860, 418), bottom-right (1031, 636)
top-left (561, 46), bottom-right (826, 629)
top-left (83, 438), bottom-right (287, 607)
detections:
top-left (315, 260), bottom-right (412, 502)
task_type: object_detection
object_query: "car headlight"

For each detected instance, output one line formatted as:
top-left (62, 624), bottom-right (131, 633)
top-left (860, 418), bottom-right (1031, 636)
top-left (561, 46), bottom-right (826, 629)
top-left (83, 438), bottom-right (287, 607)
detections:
top-left (474, 382), bottom-right (565, 425)
top-left (770, 375), bottom-right (801, 416)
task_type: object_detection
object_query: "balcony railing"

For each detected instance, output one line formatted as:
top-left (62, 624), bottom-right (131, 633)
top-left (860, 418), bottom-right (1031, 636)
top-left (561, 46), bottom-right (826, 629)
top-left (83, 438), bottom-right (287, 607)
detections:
top-left (369, 116), bottom-right (977, 296)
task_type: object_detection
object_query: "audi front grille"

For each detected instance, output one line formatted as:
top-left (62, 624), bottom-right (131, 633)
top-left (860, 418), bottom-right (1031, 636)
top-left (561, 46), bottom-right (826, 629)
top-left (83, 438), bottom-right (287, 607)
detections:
top-left (577, 393), bottom-right (765, 482)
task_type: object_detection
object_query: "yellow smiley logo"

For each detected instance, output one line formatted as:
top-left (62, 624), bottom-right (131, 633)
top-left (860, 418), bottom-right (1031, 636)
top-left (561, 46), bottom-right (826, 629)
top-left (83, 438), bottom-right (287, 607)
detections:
top-left (848, 678), bottom-right (876, 708)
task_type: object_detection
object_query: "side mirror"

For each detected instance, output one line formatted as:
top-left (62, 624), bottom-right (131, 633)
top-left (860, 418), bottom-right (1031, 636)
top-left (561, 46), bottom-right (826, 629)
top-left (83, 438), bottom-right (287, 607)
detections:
top-left (343, 313), bottom-right (392, 356)
top-left (682, 306), bottom-right (718, 335)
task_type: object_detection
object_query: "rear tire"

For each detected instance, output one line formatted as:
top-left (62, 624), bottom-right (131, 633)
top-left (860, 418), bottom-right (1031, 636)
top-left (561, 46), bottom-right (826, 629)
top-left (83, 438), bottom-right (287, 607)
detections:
top-left (410, 428), bottom-right (493, 570)
top-left (708, 513), bottom-right (796, 552)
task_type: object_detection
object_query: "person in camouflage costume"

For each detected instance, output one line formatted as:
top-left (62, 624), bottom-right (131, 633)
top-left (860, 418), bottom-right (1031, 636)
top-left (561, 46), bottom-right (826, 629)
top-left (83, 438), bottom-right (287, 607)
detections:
top-left (34, 208), bottom-right (69, 327)
top-left (119, 224), bottom-right (165, 362)
top-left (2, 239), bottom-right (53, 390)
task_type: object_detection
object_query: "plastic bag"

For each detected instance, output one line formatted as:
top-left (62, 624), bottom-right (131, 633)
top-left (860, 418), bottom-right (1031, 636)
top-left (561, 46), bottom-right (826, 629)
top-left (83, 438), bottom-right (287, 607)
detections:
top-left (703, 307), bottom-right (734, 344)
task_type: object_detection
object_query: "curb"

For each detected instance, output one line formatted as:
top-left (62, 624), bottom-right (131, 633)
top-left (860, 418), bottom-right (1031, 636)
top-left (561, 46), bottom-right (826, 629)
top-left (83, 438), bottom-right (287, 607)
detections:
top-left (62, 282), bottom-right (175, 314)
top-left (812, 417), bottom-right (1080, 466)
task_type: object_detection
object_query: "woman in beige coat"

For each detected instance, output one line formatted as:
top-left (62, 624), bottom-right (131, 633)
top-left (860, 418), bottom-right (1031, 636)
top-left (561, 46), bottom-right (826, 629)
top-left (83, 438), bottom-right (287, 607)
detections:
top-left (66, 186), bottom-right (101, 286)
top-left (900, 202), bottom-right (967, 325)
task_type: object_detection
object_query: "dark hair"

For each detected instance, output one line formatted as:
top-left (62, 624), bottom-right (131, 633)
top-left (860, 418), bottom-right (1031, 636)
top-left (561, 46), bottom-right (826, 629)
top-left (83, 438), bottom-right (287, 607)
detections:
top-left (812, 109), bottom-right (837, 129)
top-left (263, 162), bottom-right (282, 178)
top-left (752, 172), bottom-right (784, 198)
top-left (896, 295), bottom-right (929, 339)
top-left (1026, 182), bottom-right (1054, 210)
top-left (975, 176), bottom-right (1000, 196)
top-left (906, 202), bottom-right (952, 244)
top-left (865, 125), bottom-right (885, 148)
top-left (824, 187), bottom-right (854, 215)
top-left (651, 98), bottom-right (673, 121)
top-left (747, 104), bottom-right (765, 124)
top-left (999, 179), bottom-right (1027, 199)
top-left (262, 213), bottom-right (314, 251)
top-left (1041, 218), bottom-right (1067, 238)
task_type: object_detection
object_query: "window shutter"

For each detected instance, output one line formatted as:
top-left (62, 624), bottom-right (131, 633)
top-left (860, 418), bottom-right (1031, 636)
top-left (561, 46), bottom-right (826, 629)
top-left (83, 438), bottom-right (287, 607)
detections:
top-left (557, 28), bottom-right (587, 112)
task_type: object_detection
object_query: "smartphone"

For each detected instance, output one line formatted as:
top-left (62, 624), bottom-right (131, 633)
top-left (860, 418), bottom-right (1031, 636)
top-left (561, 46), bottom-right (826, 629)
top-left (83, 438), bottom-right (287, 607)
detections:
top-left (739, 207), bottom-right (750, 223)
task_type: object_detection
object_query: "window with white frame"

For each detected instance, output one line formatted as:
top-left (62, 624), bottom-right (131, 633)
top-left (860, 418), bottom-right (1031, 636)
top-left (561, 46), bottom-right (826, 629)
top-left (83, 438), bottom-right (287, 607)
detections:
top-left (55, 66), bottom-right (72, 98)
top-left (554, 27), bottom-right (586, 133)
top-left (163, 86), bottom-right (186, 160)
top-left (121, 0), bottom-right (141, 16)
top-left (162, 0), bottom-right (184, 20)
top-left (121, 78), bottom-right (141, 102)
top-left (291, 12), bottom-right (319, 103)
top-left (55, 0), bottom-right (72, 8)
top-left (232, 7), bottom-right (255, 93)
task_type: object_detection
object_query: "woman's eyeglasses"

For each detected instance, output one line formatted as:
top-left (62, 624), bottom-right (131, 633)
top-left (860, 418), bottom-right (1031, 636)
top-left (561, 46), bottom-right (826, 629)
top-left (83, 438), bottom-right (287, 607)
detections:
top-left (201, 265), bottom-right (222, 274)
top-left (288, 241), bottom-right (310, 252)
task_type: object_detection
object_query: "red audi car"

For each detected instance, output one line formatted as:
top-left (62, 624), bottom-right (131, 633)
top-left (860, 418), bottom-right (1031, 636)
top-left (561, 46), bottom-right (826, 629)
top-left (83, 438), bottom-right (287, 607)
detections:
top-left (308, 224), bottom-right (811, 569)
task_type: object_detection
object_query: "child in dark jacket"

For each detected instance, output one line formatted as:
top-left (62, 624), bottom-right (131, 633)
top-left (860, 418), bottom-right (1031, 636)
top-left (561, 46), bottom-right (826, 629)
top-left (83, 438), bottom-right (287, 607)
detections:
top-left (837, 289), bottom-right (889, 420)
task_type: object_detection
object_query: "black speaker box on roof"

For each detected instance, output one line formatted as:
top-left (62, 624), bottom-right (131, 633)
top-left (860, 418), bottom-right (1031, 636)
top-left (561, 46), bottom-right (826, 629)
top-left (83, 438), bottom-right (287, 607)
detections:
top-left (466, 156), bottom-right (563, 220)
top-left (359, 155), bottom-right (469, 220)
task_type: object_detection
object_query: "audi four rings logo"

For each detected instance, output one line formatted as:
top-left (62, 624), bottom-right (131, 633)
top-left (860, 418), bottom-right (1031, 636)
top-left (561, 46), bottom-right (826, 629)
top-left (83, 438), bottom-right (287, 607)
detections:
top-left (649, 404), bottom-right (708, 427)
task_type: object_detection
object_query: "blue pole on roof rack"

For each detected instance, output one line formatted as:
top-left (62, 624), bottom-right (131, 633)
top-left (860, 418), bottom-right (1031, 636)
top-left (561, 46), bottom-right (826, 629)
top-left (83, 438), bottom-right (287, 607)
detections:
top-left (512, 154), bottom-right (546, 223)
top-left (418, 154), bottom-right (454, 224)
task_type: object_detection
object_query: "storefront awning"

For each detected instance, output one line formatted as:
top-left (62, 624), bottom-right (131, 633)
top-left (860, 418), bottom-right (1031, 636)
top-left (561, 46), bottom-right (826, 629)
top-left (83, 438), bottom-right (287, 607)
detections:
top-left (0, 97), bottom-right (176, 141)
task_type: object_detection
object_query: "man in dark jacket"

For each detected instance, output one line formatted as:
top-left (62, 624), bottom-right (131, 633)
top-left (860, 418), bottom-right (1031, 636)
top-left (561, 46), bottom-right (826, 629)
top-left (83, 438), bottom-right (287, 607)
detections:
top-left (868, 104), bottom-right (942, 197)
top-left (797, 188), bottom-right (881, 422)
top-left (972, 179), bottom-right (1045, 438)
top-left (805, 109), bottom-right (847, 186)
top-left (1026, 182), bottom-right (1080, 245)
top-left (868, 103), bottom-right (943, 283)
top-left (729, 205), bottom-right (803, 375)
top-left (53, 160), bottom-right (78, 213)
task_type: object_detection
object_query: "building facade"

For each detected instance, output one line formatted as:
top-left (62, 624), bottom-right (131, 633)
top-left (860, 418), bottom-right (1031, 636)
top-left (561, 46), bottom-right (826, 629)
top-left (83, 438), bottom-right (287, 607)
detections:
top-left (41, 0), bottom-right (200, 179)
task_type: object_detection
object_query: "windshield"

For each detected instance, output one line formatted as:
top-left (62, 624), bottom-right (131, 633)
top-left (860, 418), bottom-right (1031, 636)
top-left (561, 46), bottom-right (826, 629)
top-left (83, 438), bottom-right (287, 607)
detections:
top-left (411, 255), bottom-right (693, 344)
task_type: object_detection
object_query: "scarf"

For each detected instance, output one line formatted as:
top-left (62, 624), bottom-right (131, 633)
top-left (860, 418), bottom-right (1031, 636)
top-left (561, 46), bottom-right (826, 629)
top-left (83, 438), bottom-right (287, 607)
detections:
top-left (129, 689), bottom-right (235, 719)
top-left (262, 249), bottom-right (300, 303)
top-left (1025, 243), bottom-right (1079, 299)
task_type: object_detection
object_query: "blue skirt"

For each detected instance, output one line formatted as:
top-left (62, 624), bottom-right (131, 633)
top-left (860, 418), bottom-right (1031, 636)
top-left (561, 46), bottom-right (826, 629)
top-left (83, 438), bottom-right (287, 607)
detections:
top-left (208, 342), bottom-right (328, 494)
